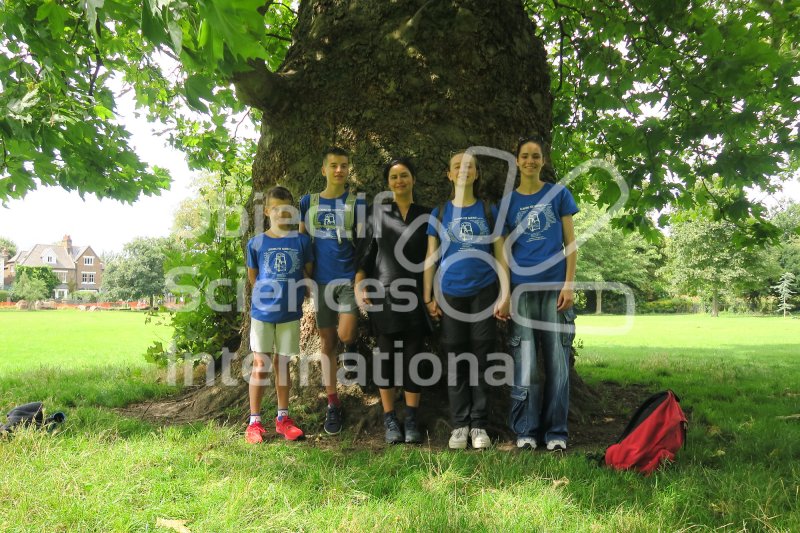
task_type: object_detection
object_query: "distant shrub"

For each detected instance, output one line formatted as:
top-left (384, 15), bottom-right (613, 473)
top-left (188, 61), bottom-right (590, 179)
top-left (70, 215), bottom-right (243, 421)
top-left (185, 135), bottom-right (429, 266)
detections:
top-left (640, 297), bottom-right (696, 314)
top-left (73, 291), bottom-right (98, 303)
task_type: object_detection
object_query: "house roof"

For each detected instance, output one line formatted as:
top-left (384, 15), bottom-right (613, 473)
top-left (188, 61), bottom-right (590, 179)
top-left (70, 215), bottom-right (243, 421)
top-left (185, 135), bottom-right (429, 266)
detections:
top-left (8, 250), bottom-right (26, 264)
top-left (16, 244), bottom-right (75, 269)
top-left (7, 241), bottom-right (102, 269)
top-left (72, 246), bottom-right (90, 259)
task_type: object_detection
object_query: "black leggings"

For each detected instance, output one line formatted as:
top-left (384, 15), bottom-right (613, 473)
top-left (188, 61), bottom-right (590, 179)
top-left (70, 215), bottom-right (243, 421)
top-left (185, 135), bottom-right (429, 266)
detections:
top-left (375, 330), bottom-right (426, 393)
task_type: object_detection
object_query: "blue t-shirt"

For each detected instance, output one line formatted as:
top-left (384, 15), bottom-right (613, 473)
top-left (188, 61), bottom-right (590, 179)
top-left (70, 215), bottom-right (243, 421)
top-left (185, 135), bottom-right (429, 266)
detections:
top-left (299, 192), bottom-right (366, 284)
top-left (426, 200), bottom-right (499, 297)
top-left (246, 232), bottom-right (314, 323)
top-left (501, 183), bottom-right (579, 286)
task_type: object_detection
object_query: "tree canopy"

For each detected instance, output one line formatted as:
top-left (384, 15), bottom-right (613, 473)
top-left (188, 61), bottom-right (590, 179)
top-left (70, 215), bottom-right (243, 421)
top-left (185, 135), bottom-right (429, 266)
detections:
top-left (1, 0), bottom-right (797, 242)
top-left (0, 236), bottom-right (17, 257)
top-left (15, 265), bottom-right (60, 295)
top-left (101, 236), bottom-right (171, 305)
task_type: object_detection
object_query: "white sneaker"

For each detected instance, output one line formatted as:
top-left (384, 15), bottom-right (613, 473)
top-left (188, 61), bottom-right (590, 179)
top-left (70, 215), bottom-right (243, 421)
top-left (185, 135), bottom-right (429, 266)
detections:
top-left (516, 437), bottom-right (537, 450)
top-left (470, 428), bottom-right (491, 449)
top-left (448, 426), bottom-right (469, 449)
top-left (546, 439), bottom-right (567, 451)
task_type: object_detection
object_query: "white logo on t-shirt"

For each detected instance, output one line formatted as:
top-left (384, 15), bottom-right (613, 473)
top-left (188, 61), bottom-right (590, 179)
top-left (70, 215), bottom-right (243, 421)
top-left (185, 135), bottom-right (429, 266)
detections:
top-left (516, 204), bottom-right (557, 241)
top-left (447, 216), bottom-right (489, 248)
top-left (264, 248), bottom-right (301, 279)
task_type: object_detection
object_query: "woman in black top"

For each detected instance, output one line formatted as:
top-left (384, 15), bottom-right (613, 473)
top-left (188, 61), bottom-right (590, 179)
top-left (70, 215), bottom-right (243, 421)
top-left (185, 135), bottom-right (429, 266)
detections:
top-left (355, 158), bottom-right (432, 444)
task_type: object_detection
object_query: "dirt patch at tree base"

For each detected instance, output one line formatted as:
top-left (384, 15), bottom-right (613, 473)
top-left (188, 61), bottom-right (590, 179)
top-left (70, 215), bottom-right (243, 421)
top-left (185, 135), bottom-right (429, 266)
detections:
top-left (118, 380), bottom-right (652, 454)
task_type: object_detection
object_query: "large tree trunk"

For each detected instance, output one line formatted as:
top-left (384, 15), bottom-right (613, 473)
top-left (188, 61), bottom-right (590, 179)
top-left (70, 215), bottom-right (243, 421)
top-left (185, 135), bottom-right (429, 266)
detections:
top-left (595, 289), bottom-right (603, 315)
top-left (138, 0), bottom-right (598, 438)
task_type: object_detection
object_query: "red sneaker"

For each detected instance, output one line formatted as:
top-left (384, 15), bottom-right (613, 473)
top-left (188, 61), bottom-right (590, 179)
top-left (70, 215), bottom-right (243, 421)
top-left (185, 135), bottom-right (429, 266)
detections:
top-left (245, 421), bottom-right (268, 444)
top-left (275, 416), bottom-right (304, 441)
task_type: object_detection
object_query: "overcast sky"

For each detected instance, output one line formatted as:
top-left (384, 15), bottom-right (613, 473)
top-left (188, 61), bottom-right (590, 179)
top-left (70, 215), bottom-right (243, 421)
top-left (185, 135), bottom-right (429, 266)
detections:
top-left (0, 98), bottom-right (798, 257)
top-left (0, 102), bottom-right (195, 257)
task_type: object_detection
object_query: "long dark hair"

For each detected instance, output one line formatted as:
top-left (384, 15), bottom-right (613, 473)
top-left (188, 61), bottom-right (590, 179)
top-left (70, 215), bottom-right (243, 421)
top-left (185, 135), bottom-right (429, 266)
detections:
top-left (515, 136), bottom-right (556, 184)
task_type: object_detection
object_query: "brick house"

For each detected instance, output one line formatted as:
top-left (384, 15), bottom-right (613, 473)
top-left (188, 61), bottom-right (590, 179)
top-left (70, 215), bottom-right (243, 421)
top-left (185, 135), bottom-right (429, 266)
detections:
top-left (4, 235), bottom-right (104, 299)
top-left (0, 249), bottom-right (8, 290)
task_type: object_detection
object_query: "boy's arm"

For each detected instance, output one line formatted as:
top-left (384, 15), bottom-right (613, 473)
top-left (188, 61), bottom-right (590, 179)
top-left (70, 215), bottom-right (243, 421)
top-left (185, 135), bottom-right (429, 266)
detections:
top-left (558, 214), bottom-right (577, 312)
top-left (247, 268), bottom-right (258, 287)
top-left (298, 195), bottom-right (308, 235)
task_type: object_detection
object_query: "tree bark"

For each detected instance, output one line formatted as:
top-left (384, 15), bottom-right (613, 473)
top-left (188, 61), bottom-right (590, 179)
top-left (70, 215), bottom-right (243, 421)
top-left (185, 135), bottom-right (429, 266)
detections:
top-left (712, 289), bottom-right (719, 317)
top-left (148, 0), bottom-right (598, 434)
top-left (595, 289), bottom-right (603, 315)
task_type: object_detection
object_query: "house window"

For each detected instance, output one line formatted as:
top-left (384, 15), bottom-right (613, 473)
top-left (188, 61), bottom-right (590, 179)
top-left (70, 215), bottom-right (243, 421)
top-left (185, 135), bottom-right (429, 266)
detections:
top-left (84, 257), bottom-right (94, 266)
top-left (46, 255), bottom-right (55, 264)
top-left (82, 272), bottom-right (95, 284)
top-left (55, 271), bottom-right (67, 283)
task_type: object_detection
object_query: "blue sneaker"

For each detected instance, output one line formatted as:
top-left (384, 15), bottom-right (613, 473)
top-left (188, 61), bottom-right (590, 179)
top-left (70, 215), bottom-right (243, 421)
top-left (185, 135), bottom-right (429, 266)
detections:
top-left (324, 405), bottom-right (343, 435)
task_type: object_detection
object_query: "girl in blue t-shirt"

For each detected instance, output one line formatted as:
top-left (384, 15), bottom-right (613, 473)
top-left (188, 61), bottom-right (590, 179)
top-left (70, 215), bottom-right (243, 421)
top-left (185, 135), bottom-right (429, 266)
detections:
top-left (503, 137), bottom-right (579, 452)
top-left (423, 151), bottom-right (511, 450)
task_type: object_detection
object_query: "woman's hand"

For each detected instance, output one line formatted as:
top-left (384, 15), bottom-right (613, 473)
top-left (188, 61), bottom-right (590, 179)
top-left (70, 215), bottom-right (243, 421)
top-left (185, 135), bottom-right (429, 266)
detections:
top-left (426, 299), bottom-right (442, 319)
top-left (557, 287), bottom-right (574, 312)
top-left (494, 296), bottom-right (511, 321)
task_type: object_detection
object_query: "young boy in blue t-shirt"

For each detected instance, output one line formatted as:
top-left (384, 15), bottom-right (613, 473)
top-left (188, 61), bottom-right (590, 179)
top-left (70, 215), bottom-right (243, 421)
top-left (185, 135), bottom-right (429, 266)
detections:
top-left (299, 146), bottom-right (366, 435)
top-left (245, 186), bottom-right (314, 444)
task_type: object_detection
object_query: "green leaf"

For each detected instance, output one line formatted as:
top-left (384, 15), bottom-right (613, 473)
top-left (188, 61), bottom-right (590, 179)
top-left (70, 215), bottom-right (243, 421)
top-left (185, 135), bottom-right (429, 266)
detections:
top-left (93, 104), bottom-right (114, 120)
top-left (184, 74), bottom-right (213, 112)
top-left (83, 0), bottom-right (105, 37)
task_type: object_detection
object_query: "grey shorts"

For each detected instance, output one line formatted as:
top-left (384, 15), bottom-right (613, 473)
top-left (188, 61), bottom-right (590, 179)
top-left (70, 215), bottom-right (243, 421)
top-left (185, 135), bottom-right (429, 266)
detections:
top-left (250, 318), bottom-right (301, 355)
top-left (315, 281), bottom-right (358, 329)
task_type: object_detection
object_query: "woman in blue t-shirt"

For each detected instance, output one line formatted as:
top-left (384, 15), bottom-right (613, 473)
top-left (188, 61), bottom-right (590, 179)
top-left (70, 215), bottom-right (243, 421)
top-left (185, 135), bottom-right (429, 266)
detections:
top-left (423, 151), bottom-right (511, 450)
top-left (502, 136), bottom-right (579, 452)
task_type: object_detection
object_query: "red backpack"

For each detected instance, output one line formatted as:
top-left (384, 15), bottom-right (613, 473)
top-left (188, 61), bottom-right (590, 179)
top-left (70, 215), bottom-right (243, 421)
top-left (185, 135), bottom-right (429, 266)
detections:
top-left (605, 390), bottom-right (688, 475)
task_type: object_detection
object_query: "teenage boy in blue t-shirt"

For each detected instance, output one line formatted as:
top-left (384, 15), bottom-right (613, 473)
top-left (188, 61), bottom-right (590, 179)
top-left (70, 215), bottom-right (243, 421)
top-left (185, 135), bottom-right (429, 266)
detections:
top-left (501, 137), bottom-right (579, 452)
top-left (299, 147), bottom-right (366, 435)
top-left (245, 186), bottom-right (314, 444)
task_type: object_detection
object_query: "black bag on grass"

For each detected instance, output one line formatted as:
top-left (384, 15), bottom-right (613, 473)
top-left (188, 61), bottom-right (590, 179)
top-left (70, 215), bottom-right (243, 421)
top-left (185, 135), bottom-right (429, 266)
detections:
top-left (0, 402), bottom-right (66, 436)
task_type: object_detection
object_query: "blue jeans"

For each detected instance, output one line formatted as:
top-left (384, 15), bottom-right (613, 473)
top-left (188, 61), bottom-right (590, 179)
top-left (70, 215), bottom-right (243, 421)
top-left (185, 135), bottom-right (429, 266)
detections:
top-left (508, 289), bottom-right (575, 444)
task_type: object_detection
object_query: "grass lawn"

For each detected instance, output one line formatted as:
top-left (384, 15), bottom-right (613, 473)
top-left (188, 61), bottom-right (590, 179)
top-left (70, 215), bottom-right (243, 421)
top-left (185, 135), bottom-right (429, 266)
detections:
top-left (0, 310), bottom-right (798, 531)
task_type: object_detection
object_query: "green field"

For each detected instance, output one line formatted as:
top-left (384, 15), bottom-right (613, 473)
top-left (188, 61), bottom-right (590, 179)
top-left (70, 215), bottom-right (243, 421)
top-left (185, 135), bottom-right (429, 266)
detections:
top-left (0, 310), bottom-right (798, 531)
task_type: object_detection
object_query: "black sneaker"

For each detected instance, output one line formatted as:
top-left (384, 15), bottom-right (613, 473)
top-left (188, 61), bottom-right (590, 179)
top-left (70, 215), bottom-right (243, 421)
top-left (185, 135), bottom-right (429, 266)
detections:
top-left (384, 414), bottom-right (404, 444)
top-left (324, 405), bottom-right (343, 435)
top-left (404, 416), bottom-right (422, 444)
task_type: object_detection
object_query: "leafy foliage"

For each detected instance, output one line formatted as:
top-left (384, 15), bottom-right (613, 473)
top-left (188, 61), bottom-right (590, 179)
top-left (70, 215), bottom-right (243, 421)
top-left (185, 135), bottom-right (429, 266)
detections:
top-left (101, 237), bottom-right (172, 304)
top-left (15, 265), bottom-right (59, 295)
top-left (574, 203), bottom-right (664, 296)
top-left (2, 0), bottom-right (796, 247)
top-left (527, 0), bottom-right (800, 242)
top-left (772, 271), bottom-right (796, 316)
top-left (662, 214), bottom-right (780, 314)
top-left (0, 236), bottom-right (17, 257)
top-left (11, 270), bottom-right (48, 302)
top-left (147, 166), bottom-right (251, 366)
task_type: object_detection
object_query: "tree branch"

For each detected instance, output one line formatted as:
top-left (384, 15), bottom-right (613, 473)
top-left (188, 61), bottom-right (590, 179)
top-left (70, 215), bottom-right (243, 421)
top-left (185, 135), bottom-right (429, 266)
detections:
top-left (265, 32), bottom-right (292, 42)
top-left (231, 59), bottom-right (288, 114)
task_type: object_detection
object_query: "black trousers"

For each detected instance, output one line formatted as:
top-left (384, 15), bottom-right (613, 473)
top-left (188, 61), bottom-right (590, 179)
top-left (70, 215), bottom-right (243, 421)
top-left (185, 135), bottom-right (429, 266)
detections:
top-left (440, 283), bottom-right (498, 429)
top-left (375, 330), bottom-right (426, 393)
